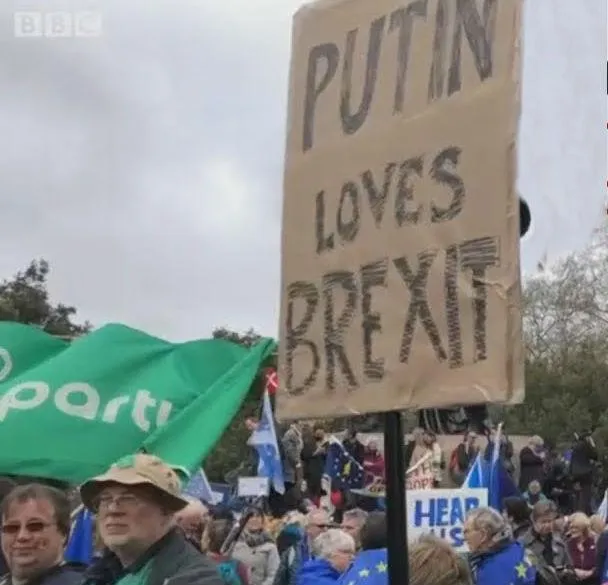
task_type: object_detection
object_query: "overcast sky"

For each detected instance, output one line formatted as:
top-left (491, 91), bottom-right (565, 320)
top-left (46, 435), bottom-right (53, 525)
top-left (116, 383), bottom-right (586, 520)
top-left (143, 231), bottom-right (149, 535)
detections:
top-left (0, 0), bottom-right (604, 341)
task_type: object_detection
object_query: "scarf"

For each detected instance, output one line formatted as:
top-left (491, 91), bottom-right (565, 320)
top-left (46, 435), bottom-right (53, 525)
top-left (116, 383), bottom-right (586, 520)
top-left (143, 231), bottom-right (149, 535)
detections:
top-left (242, 529), bottom-right (272, 548)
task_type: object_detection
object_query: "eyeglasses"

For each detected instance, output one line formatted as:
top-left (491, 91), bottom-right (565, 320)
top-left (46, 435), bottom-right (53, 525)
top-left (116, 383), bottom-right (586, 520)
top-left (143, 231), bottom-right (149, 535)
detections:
top-left (311, 523), bottom-right (330, 529)
top-left (2, 521), bottom-right (53, 536)
top-left (96, 493), bottom-right (141, 510)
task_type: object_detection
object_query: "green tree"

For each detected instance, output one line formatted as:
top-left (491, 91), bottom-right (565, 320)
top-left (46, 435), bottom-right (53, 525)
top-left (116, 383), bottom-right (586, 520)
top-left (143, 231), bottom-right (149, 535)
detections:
top-left (203, 327), bottom-right (271, 482)
top-left (0, 259), bottom-right (90, 491)
top-left (504, 228), bottom-right (608, 451)
top-left (0, 259), bottom-right (90, 336)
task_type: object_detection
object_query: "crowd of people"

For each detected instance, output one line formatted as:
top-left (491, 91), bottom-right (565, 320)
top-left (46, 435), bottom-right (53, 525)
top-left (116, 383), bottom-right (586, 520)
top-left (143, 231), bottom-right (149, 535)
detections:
top-left (1, 447), bottom-right (608, 585)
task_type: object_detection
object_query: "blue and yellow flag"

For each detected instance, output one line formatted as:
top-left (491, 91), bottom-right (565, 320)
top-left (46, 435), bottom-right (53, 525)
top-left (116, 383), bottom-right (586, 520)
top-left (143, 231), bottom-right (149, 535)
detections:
top-left (338, 549), bottom-right (387, 585)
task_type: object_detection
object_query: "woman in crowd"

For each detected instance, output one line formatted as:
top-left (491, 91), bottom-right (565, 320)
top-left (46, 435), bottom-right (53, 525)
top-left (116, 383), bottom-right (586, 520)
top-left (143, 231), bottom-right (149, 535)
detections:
top-left (523, 480), bottom-right (548, 507)
top-left (502, 496), bottom-right (531, 540)
top-left (519, 436), bottom-right (546, 493)
top-left (362, 441), bottom-right (385, 486)
top-left (297, 529), bottom-right (355, 585)
top-left (273, 512), bottom-right (307, 585)
top-left (409, 535), bottom-right (472, 585)
top-left (233, 508), bottom-right (280, 585)
top-left (300, 425), bottom-right (328, 507)
top-left (590, 515), bottom-right (606, 539)
top-left (565, 512), bottom-right (596, 583)
top-left (464, 507), bottom-right (537, 585)
top-left (204, 518), bottom-right (251, 585)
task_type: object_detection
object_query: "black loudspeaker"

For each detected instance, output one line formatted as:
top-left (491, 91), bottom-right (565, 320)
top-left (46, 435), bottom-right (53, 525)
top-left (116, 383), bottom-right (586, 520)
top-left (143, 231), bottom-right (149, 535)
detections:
top-left (519, 197), bottom-right (531, 237)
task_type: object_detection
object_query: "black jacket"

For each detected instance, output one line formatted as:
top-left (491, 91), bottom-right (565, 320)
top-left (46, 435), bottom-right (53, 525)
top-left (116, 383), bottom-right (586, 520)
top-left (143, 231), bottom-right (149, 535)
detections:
top-left (519, 447), bottom-right (545, 492)
top-left (83, 528), bottom-right (223, 585)
top-left (343, 439), bottom-right (365, 467)
top-left (0, 563), bottom-right (84, 585)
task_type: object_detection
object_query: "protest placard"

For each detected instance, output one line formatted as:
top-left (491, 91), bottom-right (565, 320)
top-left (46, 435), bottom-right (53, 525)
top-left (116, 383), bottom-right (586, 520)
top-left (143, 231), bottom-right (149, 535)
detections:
top-left (277, 0), bottom-right (524, 420)
top-left (407, 488), bottom-right (487, 552)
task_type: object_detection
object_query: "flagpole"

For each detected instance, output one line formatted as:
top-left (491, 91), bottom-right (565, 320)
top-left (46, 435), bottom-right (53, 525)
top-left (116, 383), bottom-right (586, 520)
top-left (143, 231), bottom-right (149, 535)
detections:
top-left (384, 412), bottom-right (408, 585)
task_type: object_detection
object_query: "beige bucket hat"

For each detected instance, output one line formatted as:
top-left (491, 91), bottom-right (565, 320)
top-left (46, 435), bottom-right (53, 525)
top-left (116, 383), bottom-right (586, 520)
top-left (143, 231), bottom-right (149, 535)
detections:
top-left (80, 453), bottom-right (189, 513)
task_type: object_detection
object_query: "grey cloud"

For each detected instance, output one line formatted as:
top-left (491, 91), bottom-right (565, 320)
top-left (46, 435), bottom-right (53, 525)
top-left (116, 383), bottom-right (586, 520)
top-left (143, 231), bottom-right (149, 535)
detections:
top-left (0, 0), bottom-right (604, 341)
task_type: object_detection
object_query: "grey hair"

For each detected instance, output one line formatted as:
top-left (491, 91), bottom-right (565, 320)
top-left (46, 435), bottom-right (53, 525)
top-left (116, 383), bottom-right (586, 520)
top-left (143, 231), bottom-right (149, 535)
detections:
top-left (343, 508), bottom-right (369, 526)
top-left (312, 529), bottom-right (355, 560)
top-left (466, 507), bottom-right (511, 544)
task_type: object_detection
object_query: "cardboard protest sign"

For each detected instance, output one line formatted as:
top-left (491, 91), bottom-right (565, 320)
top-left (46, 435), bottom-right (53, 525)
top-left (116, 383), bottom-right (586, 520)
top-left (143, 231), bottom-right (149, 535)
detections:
top-left (277, 0), bottom-right (524, 420)
top-left (407, 488), bottom-right (487, 552)
top-left (405, 452), bottom-right (434, 490)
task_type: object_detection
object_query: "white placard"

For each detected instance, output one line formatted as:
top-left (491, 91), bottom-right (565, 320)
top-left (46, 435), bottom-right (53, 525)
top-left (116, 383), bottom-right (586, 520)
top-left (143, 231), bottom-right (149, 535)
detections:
top-left (237, 476), bottom-right (270, 497)
top-left (407, 488), bottom-right (488, 552)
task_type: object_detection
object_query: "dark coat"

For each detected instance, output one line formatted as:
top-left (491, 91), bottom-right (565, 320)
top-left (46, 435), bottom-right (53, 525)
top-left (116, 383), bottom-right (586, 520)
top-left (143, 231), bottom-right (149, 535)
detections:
top-left (0, 563), bottom-right (84, 585)
top-left (83, 528), bottom-right (223, 585)
top-left (519, 447), bottom-right (545, 492)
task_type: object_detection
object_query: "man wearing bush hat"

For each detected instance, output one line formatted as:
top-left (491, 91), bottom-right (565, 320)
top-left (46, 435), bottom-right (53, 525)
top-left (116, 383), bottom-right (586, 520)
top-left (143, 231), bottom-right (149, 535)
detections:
top-left (80, 453), bottom-right (222, 585)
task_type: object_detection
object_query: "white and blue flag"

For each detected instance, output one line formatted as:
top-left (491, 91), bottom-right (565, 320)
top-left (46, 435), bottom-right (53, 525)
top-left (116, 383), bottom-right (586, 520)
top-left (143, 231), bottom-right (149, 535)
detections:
top-left (184, 468), bottom-right (217, 504)
top-left (248, 389), bottom-right (285, 494)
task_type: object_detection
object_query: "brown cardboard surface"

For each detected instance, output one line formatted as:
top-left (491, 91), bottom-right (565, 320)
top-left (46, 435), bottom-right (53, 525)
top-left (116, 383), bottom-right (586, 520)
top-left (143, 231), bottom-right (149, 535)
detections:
top-left (278, 0), bottom-right (524, 420)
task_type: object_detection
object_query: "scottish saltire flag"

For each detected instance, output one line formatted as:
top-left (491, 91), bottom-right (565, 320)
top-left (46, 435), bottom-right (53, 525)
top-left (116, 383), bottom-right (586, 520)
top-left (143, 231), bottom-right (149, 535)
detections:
top-left (65, 507), bottom-right (94, 565)
top-left (463, 451), bottom-right (485, 488)
top-left (248, 389), bottom-right (285, 494)
top-left (324, 437), bottom-right (364, 490)
top-left (184, 468), bottom-right (217, 504)
top-left (338, 548), bottom-right (387, 585)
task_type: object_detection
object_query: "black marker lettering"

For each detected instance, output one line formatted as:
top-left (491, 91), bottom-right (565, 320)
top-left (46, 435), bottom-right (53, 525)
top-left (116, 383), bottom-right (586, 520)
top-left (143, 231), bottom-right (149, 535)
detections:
top-left (390, 0), bottom-right (428, 113)
top-left (285, 282), bottom-right (321, 395)
top-left (459, 236), bottom-right (500, 362)
top-left (395, 156), bottom-right (423, 226)
top-left (303, 43), bottom-right (339, 152)
top-left (428, 0), bottom-right (448, 101)
top-left (322, 271), bottom-right (358, 390)
top-left (315, 191), bottom-right (335, 254)
top-left (444, 244), bottom-right (462, 368)
top-left (361, 259), bottom-right (388, 380)
top-left (337, 181), bottom-right (361, 243)
top-left (361, 163), bottom-right (397, 227)
top-left (448, 0), bottom-right (498, 95)
top-left (341, 17), bottom-right (386, 136)
top-left (430, 146), bottom-right (465, 222)
top-left (394, 251), bottom-right (447, 363)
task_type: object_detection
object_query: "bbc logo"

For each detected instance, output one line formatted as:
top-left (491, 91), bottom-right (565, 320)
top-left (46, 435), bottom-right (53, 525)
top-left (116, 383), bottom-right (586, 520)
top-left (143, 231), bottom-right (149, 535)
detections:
top-left (14, 11), bottom-right (102, 38)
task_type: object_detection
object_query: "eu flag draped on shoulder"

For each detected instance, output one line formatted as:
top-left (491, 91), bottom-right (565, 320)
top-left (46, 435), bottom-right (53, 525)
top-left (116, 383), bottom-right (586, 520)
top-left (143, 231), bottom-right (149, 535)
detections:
top-left (464, 424), bottom-right (519, 510)
top-left (65, 507), bottom-right (94, 565)
top-left (338, 548), bottom-right (387, 585)
top-left (248, 389), bottom-right (285, 494)
top-left (324, 437), bottom-right (364, 490)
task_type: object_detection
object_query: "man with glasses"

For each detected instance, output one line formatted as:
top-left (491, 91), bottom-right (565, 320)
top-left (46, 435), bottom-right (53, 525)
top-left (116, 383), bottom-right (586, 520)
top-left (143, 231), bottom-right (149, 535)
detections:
top-left (0, 483), bottom-right (84, 585)
top-left (340, 509), bottom-right (368, 551)
top-left (80, 453), bottom-right (222, 585)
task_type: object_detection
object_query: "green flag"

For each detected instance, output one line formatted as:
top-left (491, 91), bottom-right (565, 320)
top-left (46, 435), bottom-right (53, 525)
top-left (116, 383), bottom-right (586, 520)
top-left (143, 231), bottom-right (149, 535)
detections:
top-left (0, 322), bottom-right (275, 483)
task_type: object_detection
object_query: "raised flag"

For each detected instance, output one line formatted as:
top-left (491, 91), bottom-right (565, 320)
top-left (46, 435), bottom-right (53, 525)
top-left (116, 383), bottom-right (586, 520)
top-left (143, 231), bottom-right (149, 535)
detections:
top-left (248, 389), bottom-right (285, 494)
top-left (0, 322), bottom-right (275, 482)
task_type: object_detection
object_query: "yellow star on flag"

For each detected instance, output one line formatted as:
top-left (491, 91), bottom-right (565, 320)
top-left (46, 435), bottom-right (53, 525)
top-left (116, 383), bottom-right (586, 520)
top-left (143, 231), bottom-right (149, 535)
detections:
top-left (358, 568), bottom-right (370, 577)
top-left (515, 562), bottom-right (527, 578)
top-left (376, 561), bottom-right (387, 573)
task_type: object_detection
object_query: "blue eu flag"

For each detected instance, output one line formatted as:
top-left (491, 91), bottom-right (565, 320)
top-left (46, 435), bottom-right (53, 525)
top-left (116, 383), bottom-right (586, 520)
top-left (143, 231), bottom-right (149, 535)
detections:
top-left (65, 507), bottom-right (94, 565)
top-left (324, 439), bottom-right (364, 490)
top-left (339, 549), bottom-right (387, 585)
